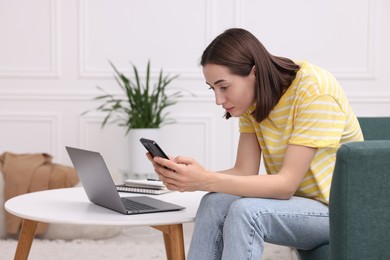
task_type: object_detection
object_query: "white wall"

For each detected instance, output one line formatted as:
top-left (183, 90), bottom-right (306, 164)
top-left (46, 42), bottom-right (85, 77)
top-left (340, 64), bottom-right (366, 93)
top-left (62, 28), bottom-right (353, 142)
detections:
top-left (0, 0), bottom-right (389, 173)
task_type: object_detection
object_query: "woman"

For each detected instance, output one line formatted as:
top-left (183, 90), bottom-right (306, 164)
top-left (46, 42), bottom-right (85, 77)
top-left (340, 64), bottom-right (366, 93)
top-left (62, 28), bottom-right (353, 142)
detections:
top-left (148, 28), bottom-right (363, 259)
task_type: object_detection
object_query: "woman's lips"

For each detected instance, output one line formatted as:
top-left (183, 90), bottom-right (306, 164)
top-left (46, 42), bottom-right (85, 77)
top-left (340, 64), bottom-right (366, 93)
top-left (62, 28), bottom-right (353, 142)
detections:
top-left (225, 107), bottom-right (234, 113)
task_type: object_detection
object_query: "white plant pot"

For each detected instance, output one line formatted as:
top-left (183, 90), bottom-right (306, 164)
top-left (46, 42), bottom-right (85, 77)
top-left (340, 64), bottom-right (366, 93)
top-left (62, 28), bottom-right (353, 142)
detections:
top-left (128, 128), bottom-right (160, 179)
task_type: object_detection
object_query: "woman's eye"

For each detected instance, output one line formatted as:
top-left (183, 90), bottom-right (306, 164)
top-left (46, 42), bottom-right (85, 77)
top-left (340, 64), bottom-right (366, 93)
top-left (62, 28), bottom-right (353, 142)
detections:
top-left (208, 85), bottom-right (228, 92)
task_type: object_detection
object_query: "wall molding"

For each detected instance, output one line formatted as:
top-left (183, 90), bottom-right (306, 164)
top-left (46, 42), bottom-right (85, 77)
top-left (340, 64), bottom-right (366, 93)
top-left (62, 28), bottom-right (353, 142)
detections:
top-left (349, 94), bottom-right (390, 104)
top-left (0, 0), bottom-right (61, 78)
top-left (174, 114), bottom-right (214, 168)
top-left (0, 112), bottom-right (60, 157)
top-left (78, 112), bottom-right (216, 168)
top-left (78, 0), bottom-right (211, 80)
top-left (0, 90), bottom-right (210, 102)
top-left (234, 0), bottom-right (376, 81)
top-left (331, 0), bottom-right (375, 80)
top-left (78, 114), bottom-right (103, 148)
top-left (1, 90), bottom-right (390, 104)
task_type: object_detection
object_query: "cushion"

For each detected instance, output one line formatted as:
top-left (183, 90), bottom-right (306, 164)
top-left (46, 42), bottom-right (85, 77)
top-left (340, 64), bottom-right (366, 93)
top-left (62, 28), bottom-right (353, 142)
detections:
top-left (296, 243), bottom-right (329, 260)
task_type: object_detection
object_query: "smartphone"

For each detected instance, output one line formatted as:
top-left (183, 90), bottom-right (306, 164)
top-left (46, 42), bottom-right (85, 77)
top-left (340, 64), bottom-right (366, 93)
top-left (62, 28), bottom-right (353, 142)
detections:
top-left (139, 138), bottom-right (170, 159)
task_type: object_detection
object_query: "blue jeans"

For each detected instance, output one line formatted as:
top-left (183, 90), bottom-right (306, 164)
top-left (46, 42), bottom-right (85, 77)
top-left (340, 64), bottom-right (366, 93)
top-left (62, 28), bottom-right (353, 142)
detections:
top-left (187, 192), bottom-right (329, 260)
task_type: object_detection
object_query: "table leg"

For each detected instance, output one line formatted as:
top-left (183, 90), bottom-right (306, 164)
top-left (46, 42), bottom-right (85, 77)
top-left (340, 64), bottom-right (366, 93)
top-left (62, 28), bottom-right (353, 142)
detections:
top-left (152, 224), bottom-right (185, 260)
top-left (15, 219), bottom-right (38, 260)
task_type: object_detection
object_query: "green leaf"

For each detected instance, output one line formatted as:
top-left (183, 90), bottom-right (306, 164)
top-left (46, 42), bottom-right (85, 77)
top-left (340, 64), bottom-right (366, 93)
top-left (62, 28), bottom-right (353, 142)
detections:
top-left (82, 60), bottom-right (187, 135)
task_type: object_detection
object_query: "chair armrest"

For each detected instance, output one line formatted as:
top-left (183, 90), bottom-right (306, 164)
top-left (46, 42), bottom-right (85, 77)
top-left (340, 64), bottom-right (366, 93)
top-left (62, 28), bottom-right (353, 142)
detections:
top-left (330, 140), bottom-right (390, 260)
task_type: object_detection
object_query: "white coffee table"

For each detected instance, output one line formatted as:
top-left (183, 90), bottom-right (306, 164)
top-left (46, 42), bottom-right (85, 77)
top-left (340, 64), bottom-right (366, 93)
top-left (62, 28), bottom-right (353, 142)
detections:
top-left (4, 187), bottom-right (205, 260)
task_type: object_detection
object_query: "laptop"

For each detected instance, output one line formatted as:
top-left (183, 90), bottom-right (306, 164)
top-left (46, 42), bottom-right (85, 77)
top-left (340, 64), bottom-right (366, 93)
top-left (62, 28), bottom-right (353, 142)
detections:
top-left (65, 146), bottom-right (185, 215)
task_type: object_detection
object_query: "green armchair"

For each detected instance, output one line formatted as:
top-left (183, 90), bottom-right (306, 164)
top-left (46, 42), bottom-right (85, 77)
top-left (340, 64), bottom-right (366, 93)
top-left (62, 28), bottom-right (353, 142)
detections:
top-left (297, 117), bottom-right (390, 260)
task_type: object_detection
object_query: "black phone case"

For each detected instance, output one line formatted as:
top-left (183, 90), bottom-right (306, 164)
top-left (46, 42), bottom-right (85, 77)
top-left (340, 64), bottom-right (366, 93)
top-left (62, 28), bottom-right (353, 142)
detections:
top-left (139, 138), bottom-right (169, 159)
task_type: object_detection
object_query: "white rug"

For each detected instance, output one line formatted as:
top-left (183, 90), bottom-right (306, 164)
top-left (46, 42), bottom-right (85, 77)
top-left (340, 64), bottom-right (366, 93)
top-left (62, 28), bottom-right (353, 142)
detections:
top-left (0, 224), bottom-right (297, 260)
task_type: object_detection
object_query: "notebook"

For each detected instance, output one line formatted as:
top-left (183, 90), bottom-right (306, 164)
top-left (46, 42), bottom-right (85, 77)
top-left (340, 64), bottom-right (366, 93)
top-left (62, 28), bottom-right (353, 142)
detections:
top-left (116, 185), bottom-right (171, 195)
top-left (65, 146), bottom-right (185, 215)
top-left (116, 179), bottom-right (171, 195)
top-left (124, 179), bottom-right (167, 189)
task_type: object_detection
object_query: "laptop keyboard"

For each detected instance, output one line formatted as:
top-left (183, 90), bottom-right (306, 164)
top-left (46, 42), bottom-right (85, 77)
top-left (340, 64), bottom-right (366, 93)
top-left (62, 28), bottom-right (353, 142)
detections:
top-left (121, 198), bottom-right (156, 211)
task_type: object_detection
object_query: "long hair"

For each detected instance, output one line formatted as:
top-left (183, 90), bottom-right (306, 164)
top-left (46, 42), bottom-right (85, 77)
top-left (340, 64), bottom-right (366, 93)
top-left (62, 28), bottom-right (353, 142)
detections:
top-left (200, 28), bottom-right (300, 122)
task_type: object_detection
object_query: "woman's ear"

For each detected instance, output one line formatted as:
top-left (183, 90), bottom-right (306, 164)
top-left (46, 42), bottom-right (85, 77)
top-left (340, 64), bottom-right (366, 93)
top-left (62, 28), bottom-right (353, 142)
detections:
top-left (252, 65), bottom-right (256, 75)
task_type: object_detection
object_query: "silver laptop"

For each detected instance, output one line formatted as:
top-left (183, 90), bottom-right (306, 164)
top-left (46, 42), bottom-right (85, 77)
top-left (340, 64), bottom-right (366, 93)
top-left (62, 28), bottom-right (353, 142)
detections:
top-left (65, 146), bottom-right (185, 215)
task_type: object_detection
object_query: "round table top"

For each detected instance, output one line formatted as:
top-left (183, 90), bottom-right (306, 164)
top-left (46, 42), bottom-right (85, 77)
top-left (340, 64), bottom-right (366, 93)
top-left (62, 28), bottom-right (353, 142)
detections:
top-left (5, 187), bottom-right (206, 226)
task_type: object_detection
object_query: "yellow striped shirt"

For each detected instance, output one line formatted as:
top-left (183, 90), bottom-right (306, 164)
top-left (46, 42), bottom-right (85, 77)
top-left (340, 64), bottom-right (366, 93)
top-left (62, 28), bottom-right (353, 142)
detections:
top-left (239, 61), bottom-right (363, 204)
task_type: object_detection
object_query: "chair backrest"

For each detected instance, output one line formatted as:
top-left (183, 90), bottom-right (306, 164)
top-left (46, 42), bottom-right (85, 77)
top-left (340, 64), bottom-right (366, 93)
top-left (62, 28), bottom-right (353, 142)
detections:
top-left (358, 117), bottom-right (390, 140)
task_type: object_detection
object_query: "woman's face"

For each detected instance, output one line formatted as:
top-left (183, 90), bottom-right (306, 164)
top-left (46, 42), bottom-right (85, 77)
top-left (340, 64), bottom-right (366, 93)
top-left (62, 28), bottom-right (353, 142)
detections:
top-left (203, 64), bottom-right (256, 117)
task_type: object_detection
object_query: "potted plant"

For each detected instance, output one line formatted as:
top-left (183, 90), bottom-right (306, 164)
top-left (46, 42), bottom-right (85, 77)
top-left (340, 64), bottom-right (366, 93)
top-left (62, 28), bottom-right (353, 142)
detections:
top-left (86, 60), bottom-right (182, 177)
top-left (92, 60), bottom-right (181, 133)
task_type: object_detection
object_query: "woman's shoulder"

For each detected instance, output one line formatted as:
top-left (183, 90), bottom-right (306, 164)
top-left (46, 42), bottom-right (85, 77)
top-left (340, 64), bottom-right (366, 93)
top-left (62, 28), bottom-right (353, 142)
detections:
top-left (293, 61), bottom-right (341, 97)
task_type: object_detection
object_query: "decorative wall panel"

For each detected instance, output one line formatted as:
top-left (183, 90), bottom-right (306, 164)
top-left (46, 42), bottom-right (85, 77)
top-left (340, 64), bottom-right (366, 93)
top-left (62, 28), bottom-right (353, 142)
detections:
top-left (0, 113), bottom-right (59, 157)
top-left (78, 0), bottom-right (210, 79)
top-left (235, 0), bottom-right (375, 80)
top-left (0, 0), bottom-right (60, 78)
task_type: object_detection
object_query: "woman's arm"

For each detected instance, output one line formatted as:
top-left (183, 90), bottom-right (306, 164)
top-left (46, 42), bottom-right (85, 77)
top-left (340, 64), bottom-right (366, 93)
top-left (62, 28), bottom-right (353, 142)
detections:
top-left (206, 144), bottom-right (317, 198)
top-left (152, 134), bottom-right (317, 199)
top-left (148, 133), bottom-right (260, 186)
top-left (218, 132), bottom-right (262, 176)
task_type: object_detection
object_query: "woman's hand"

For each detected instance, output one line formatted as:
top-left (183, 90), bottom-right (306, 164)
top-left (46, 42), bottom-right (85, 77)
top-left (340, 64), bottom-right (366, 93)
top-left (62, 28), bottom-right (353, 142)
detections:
top-left (150, 155), bottom-right (213, 192)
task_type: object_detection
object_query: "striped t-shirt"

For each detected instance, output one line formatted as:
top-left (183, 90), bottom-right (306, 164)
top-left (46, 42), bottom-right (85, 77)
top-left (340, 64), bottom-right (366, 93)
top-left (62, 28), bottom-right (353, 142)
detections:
top-left (239, 61), bottom-right (363, 204)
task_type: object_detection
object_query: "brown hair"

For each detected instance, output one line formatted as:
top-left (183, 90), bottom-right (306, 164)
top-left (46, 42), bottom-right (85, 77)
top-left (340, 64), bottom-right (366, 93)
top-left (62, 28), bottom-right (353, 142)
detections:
top-left (201, 28), bottom-right (300, 122)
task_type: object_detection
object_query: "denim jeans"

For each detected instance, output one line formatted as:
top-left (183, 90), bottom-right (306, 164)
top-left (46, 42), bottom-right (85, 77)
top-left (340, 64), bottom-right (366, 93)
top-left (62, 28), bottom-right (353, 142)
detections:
top-left (187, 192), bottom-right (329, 260)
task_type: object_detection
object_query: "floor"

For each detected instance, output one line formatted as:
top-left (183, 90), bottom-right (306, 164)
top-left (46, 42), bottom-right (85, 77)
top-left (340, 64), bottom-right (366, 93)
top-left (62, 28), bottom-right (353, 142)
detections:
top-left (0, 223), bottom-right (298, 259)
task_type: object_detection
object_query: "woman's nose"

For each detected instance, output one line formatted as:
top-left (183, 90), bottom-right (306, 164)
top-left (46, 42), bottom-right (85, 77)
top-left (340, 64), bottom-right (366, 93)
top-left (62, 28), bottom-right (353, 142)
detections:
top-left (215, 92), bottom-right (225, 106)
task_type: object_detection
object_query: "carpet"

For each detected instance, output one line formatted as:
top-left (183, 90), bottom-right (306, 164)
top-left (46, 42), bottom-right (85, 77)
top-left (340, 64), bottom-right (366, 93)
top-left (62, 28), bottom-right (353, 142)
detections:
top-left (0, 224), bottom-right (297, 259)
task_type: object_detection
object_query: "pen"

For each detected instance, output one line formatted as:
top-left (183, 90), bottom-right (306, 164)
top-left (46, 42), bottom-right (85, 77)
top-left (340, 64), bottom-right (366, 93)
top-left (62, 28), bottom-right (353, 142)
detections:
top-left (147, 178), bottom-right (162, 181)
